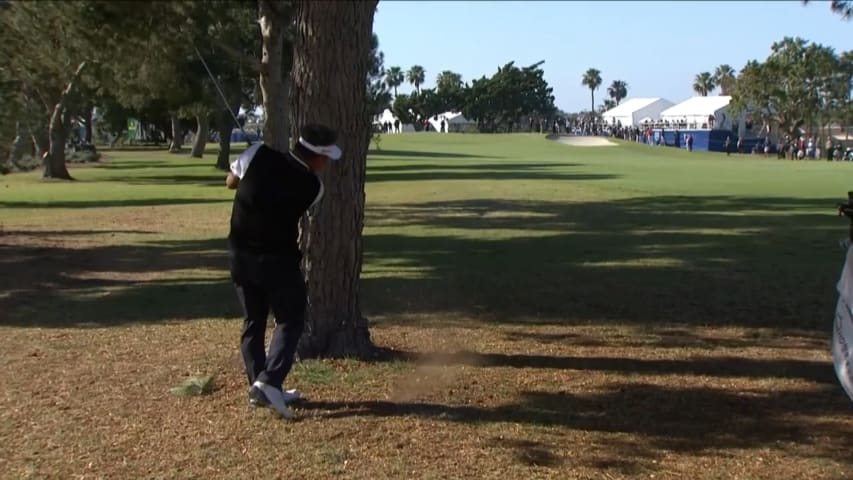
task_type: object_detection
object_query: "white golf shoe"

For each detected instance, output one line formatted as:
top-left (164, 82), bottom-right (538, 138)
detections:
top-left (249, 381), bottom-right (296, 420)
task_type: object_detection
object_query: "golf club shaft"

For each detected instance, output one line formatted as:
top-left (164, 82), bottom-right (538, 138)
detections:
top-left (193, 46), bottom-right (252, 145)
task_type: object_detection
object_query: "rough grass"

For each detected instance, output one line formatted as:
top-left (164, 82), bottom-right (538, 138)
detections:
top-left (1, 135), bottom-right (852, 479)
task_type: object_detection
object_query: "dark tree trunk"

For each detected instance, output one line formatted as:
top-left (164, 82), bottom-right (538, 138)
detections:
top-left (190, 113), bottom-right (209, 158)
top-left (291, 0), bottom-right (377, 358)
top-left (83, 103), bottom-right (94, 144)
top-left (259, 0), bottom-right (292, 152)
top-left (169, 113), bottom-right (182, 153)
top-left (43, 62), bottom-right (86, 180)
top-left (217, 94), bottom-right (242, 170)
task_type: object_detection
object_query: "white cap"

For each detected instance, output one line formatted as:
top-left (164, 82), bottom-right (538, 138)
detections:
top-left (298, 136), bottom-right (342, 161)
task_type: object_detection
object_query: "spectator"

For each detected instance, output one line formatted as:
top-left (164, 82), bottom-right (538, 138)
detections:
top-left (724, 136), bottom-right (731, 156)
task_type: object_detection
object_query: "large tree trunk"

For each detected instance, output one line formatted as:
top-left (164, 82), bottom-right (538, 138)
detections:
top-left (169, 113), bottom-right (183, 153)
top-left (291, 0), bottom-right (377, 358)
top-left (190, 113), bottom-right (209, 158)
top-left (258, 0), bottom-right (291, 151)
top-left (43, 62), bottom-right (86, 180)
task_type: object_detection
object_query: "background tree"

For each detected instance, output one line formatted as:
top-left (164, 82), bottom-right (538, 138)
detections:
top-left (435, 71), bottom-right (464, 112)
top-left (600, 99), bottom-right (617, 114)
top-left (0, 1), bottom-right (92, 179)
top-left (465, 61), bottom-right (556, 133)
top-left (384, 66), bottom-right (404, 97)
top-left (714, 64), bottom-right (737, 95)
top-left (290, 0), bottom-right (378, 357)
top-left (607, 80), bottom-right (628, 105)
top-left (581, 68), bottom-right (602, 122)
top-left (259, 0), bottom-right (295, 152)
top-left (730, 37), bottom-right (842, 137)
top-left (368, 34), bottom-right (392, 113)
top-left (804, 0), bottom-right (852, 19)
top-left (693, 72), bottom-right (716, 96)
top-left (407, 65), bottom-right (426, 94)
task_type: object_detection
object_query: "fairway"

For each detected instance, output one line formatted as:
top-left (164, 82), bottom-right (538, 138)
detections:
top-left (2, 135), bottom-right (853, 479)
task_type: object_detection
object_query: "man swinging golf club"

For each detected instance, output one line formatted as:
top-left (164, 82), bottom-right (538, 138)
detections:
top-left (226, 124), bottom-right (341, 419)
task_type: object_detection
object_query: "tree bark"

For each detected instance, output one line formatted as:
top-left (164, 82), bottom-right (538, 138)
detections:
top-left (291, 0), bottom-right (377, 358)
top-left (43, 61), bottom-right (86, 180)
top-left (190, 113), bottom-right (209, 158)
top-left (258, 0), bottom-right (292, 151)
top-left (169, 113), bottom-right (183, 153)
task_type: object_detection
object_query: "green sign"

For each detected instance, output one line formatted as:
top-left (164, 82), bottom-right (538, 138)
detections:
top-left (127, 118), bottom-right (139, 141)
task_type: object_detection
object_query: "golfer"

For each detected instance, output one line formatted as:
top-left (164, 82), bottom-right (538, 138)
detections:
top-left (225, 124), bottom-right (341, 419)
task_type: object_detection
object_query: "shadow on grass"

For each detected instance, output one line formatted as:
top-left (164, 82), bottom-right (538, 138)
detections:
top-left (366, 160), bottom-right (617, 183)
top-left (1, 195), bottom-right (844, 333)
top-left (0, 237), bottom-right (240, 327)
top-left (369, 149), bottom-right (497, 159)
top-left (379, 348), bottom-right (836, 384)
top-left (0, 198), bottom-right (228, 209)
top-left (301, 384), bottom-right (853, 469)
top-left (362, 195), bottom-right (841, 330)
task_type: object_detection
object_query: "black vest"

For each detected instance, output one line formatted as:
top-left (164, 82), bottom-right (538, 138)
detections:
top-left (228, 145), bottom-right (321, 259)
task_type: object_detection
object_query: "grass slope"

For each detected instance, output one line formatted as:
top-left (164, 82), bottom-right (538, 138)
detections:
top-left (1, 135), bottom-right (852, 479)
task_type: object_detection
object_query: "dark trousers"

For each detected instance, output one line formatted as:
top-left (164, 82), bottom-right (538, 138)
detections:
top-left (230, 249), bottom-right (306, 389)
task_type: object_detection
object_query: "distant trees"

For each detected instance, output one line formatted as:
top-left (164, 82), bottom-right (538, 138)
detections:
top-left (713, 65), bottom-right (737, 95)
top-left (693, 72), bottom-right (716, 96)
top-left (407, 65), bottom-right (425, 94)
top-left (730, 36), bottom-right (852, 138)
top-left (385, 66), bottom-right (404, 97)
top-left (465, 61), bottom-right (556, 133)
top-left (581, 69), bottom-right (603, 120)
top-left (607, 80), bottom-right (628, 105)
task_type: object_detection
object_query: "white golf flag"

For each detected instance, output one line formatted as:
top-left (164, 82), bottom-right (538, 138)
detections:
top-left (833, 246), bottom-right (853, 402)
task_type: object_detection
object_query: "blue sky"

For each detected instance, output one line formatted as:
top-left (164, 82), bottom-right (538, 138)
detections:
top-left (374, 1), bottom-right (853, 112)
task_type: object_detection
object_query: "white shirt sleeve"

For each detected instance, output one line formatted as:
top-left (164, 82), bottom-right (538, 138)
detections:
top-left (230, 143), bottom-right (263, 179)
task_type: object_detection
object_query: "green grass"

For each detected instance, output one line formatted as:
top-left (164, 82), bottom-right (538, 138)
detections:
top-left (0, 135), bottom-right (848, 330)
top-left (2, 134), bottom-right (852, 479)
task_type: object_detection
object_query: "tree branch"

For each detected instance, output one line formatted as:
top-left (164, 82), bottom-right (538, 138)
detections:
top-left (212, 39), bottom-right (261, 73)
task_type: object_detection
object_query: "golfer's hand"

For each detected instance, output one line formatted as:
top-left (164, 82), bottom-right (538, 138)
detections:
top-left (226, 172), bottom-right (240, 190)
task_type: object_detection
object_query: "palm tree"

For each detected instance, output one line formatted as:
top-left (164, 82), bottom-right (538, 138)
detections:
top-left (581, 68), bottom-right (602, 121)
top-left (607, 80), bottom-right (629, 105)
top-left (385, 66), bottom-right (404, 97)
top-left (435, 70), bottom-right (463, 93)
top-left (693, 72), bottom-right (716, 96)
top-left (407, 65), bottom-right (425, 94)
top-left (713, 65), bottom-right (737, 95)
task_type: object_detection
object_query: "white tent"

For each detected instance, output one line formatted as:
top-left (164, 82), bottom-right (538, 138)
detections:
top-left (428, 111), bottom-right (475, 133)
top-left (660, 96), bottom-right (743, 131)
top-left (373, 108), bottom-right (414, 133)
top-left (601, 98), bottom-right (675, 127)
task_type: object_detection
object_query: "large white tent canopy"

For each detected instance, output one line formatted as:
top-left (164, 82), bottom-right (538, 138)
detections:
top-left (601, 98), bottom-right (675, 127)
top-left (660, 96), bottom-right (740, 130)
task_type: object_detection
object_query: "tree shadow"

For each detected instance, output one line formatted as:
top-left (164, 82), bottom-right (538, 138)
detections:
top-left (0, 236), bottom-right (239, 327)
top-left (369, 149), bottom-right (497, 159)
top-left (0, 198), bottom-right (227, 209)
top-left (379, 348), bottom-right (836, 384)
top-left (366, 161), bottom-right (618, 183)
top-left (362, 195), bottom-right (841, 331)
top-left (300, 384), bottom-right (853, 469)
